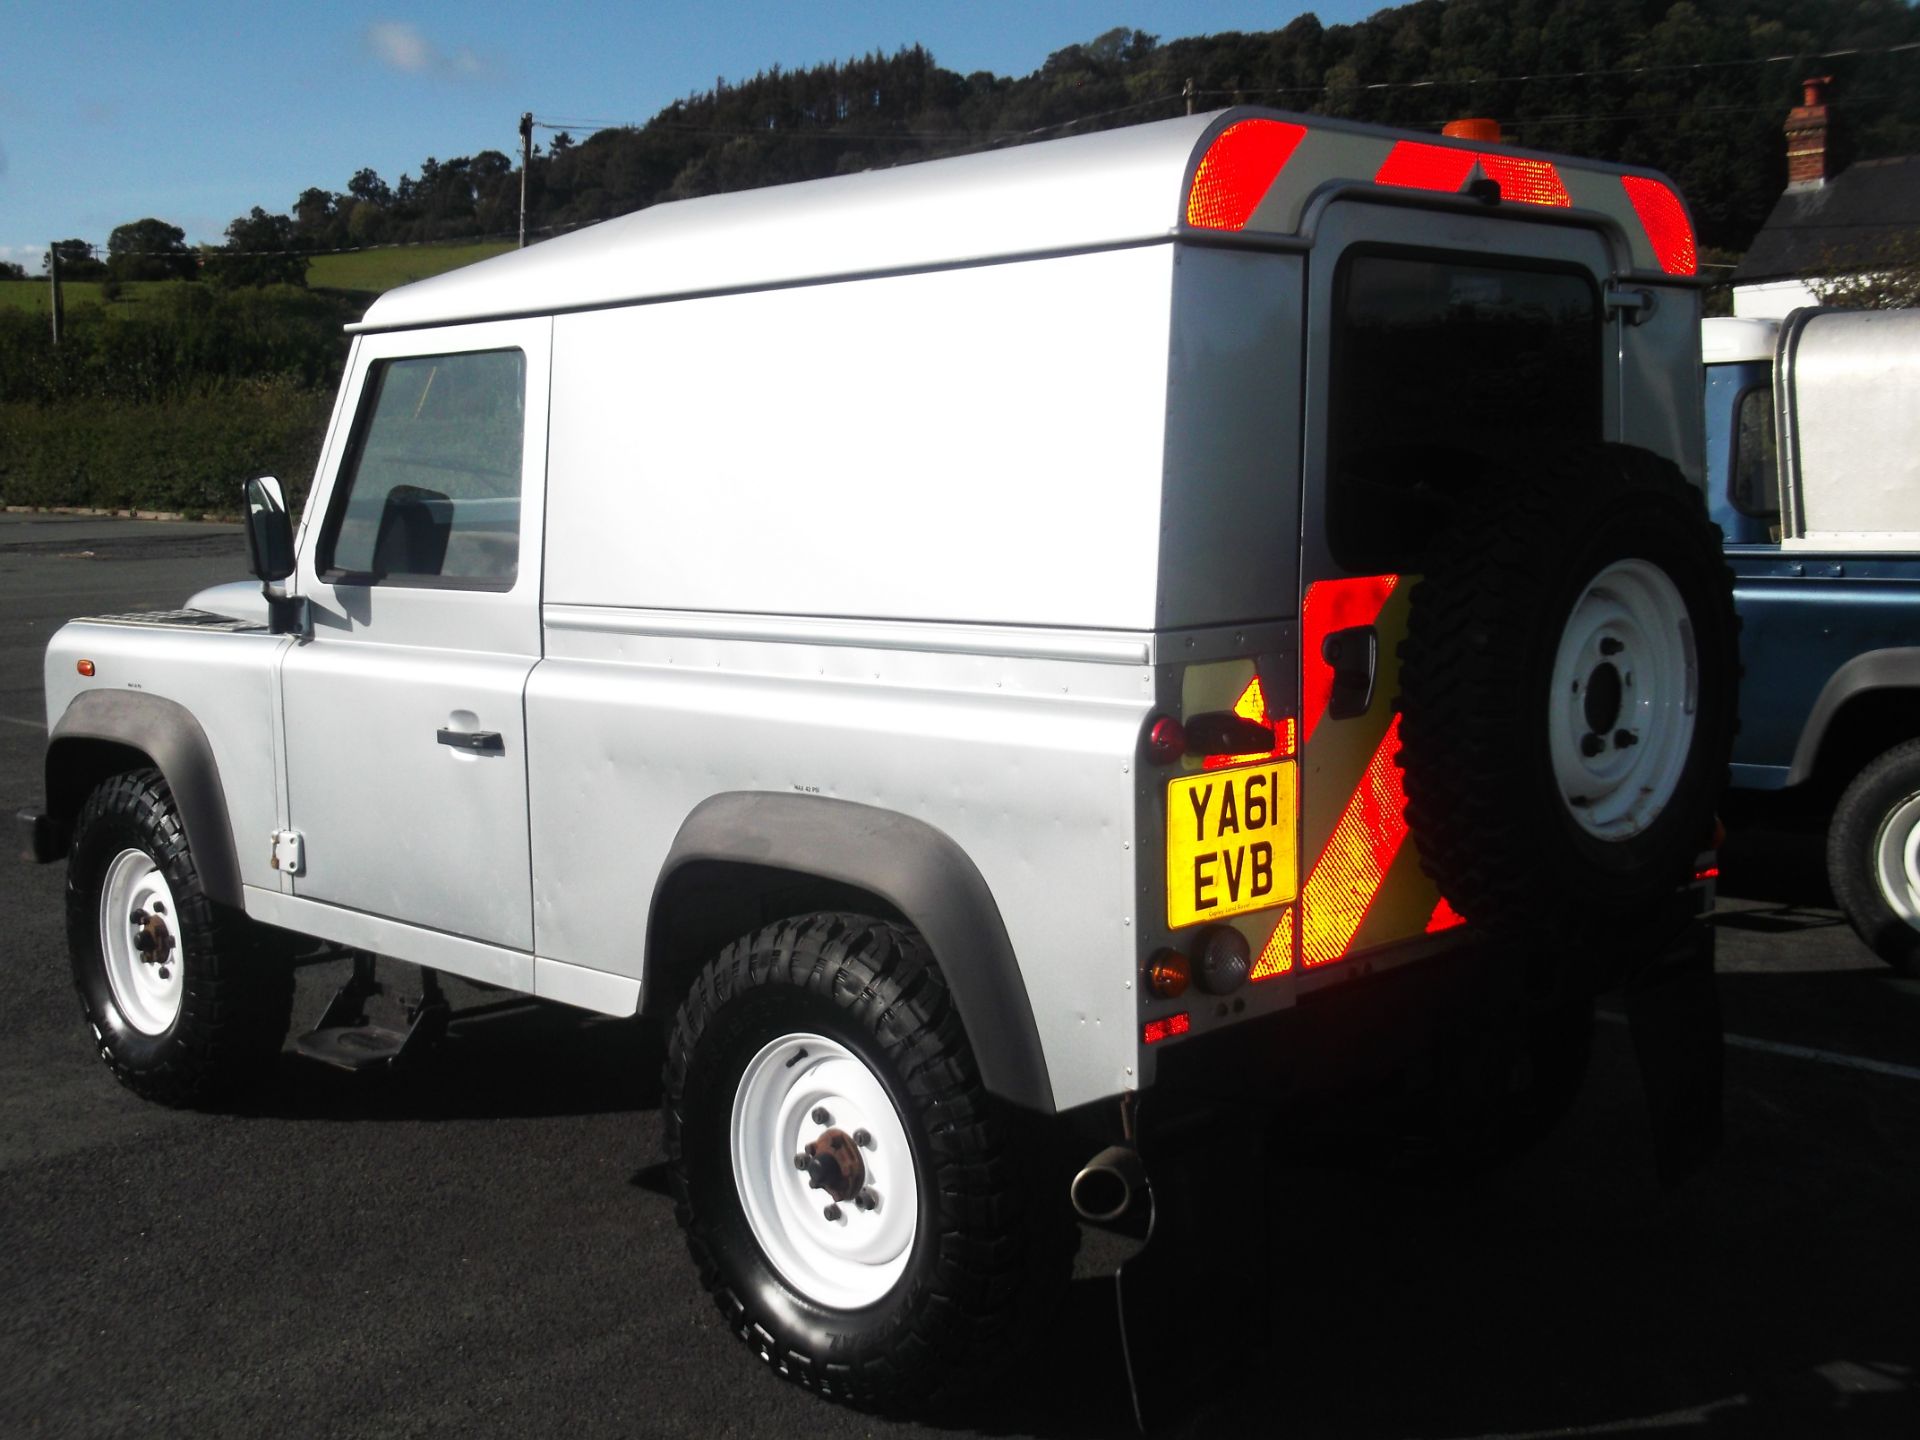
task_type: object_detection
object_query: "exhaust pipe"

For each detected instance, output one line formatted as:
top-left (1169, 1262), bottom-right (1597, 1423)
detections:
top-left (1070, 1144), bottom-right (1145, 1222)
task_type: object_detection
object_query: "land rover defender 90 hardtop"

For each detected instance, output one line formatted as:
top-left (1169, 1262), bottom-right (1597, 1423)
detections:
top-left (24, 109), bottom-right (1733, 1417)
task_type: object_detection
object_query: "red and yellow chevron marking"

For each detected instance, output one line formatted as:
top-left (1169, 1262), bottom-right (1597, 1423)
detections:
top-left (1250, 574), bottom-right (1463, 981)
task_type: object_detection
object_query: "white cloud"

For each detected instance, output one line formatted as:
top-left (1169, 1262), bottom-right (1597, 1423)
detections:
top-left (368, 22), bottom-right (434, 73)
top-left (365, 22), bottom-right (492, 79)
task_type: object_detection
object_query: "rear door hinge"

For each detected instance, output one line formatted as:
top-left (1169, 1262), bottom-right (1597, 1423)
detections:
top-left (270, 829), bottom-right (305, 876)
top-left (1605, 284), bottom-right (1658, 326)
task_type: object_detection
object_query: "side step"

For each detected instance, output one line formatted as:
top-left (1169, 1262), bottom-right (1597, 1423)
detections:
top-left (294, 952), bottom-right (450, 1073)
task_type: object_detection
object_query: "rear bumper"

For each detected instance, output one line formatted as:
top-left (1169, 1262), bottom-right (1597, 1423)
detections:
top-left (16, 809), bottom-right (67, 865)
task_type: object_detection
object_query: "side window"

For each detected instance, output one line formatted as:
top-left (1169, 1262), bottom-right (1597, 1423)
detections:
top-left (318, 349), bottom-right (527, 588)
top-left (1730, 386), bottom-right (1779, 519)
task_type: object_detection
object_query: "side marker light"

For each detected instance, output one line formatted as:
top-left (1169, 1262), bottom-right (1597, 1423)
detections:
top-left (1620, 175), bottom-right (1697, 276)
top-left (1186, 120), bottom-right (1308, 232)
top-left (1146, 716), bottom-right (1188, 766)
top-left (77, 659), bottom-right (96, 677)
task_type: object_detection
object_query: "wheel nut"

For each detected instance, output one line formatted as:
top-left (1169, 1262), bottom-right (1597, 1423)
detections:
top-left (1580, 734), bottom-right (1606, 758)
top-left (1614, 729), bottom-right (1638, 749)
top-left (793, 1152), bottom-right (808, 1171)
top-left (1599, 637), bottom-right (1624, 656)
top-left (811, 1107), bottom-right (831, 1125)
top-left (823, 1203), bottom-right (842, 1222)
top-left (856, 1190), bottom-right (877, 1211)
top-left (853, 1129), bottom-right (872, 1149)
top-left (130, 909), bottom-right (148, 926)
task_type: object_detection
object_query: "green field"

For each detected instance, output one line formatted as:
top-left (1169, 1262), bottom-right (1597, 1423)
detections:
top-left (307, 240), bottom-right (513, 292)
top-left (0, 240), bottom-right (510, 315)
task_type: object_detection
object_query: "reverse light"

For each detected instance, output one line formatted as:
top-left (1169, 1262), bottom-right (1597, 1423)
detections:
top-left (1186, 119), bottom-right (1308, 232)
top-left (1146, 950), bottom-right (1192, 999)
top-left (1143, 1012), bottom-right (1192, 1045)
top-left (1193, 927), bottom-right (1251, 995)
top-left (1620, 175), bottom-right (1697, 276)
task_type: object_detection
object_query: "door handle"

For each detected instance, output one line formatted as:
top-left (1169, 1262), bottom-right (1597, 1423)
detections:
top-left (437, 728), bottom-right (504, 755)
top-left (1322, 625), bottom-right (1378, 721)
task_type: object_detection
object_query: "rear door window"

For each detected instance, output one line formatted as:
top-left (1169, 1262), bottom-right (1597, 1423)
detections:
top-left (1327, 251), bottom-right (1602, 573)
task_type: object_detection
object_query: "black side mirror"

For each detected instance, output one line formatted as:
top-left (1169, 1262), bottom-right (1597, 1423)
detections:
top-left (244, 475), bottom-right (296, 582)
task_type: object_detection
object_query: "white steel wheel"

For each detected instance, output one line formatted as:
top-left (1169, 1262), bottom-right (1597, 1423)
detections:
top-left (1871, 792), bottom-right (1920, 932)
top-left (730, 1032), bottom-right (919, 1310)
top-left (97, 847), bottom-right (186, 1036)
top-left (1548, 558), bottom-right (1699, 841)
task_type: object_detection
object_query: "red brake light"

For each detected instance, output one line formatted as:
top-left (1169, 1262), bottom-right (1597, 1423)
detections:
top-left (1374, 142), bottom-right (1476, 195)
top-left (1620, 175), bottom-right (1697, 276)
top-left (1146, 716), bottom-right (1188, 766)
top-left (1375, 142), bottom-right (1568, 208)
top-left (1186, 120), bottom-right (1308, 232)
top-left (1478, 154), bottom-right (1570, 207)
top-left (1143, 1012), bottom-right (1191, 1045)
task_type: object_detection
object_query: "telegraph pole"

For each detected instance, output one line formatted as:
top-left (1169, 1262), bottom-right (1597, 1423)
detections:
top-left (48, 243), bottom-right (63, 347)
top-left (1184, 78), bottom-right (1195, 115)
top-left (518, 112), bottom-right (534, 248)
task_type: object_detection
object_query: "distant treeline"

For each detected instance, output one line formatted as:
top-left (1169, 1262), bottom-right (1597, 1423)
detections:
top-left (226, 0), bottom-right (1920, 264)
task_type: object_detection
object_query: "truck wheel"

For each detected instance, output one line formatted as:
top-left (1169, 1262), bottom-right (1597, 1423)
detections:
top-left (65, 768), bottom-right (292, 1106)
top-left (1828, 740), bottom-right (1920, 976)
top-left (665, 912), bottom-right (1050, 1410)
top-left (1398, 445), bottom-right (1737, 940)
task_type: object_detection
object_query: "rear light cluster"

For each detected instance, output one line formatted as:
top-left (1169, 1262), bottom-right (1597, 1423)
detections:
top-left (1143, 1012), bottom-right (1191, 1045)
top-left (1146, 927), bottom-right (1252, 999)
top-left (1184, 121), bottom-right (1698, 278)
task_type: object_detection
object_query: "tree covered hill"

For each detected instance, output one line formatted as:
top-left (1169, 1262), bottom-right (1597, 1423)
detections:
top-left (258, 0), bottom-right (1920, 266)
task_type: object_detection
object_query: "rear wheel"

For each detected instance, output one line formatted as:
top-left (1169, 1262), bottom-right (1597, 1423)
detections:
top-left (665, 912), bottom-right (1054, 1410)
top-left (66, 768), bottom-right (292, 1106)
top-left (1828, 739), bottom-right (1920, 976)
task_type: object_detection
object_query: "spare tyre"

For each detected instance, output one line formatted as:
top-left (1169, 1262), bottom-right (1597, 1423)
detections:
top-left (1396, 444), bottom-right (1737, 939)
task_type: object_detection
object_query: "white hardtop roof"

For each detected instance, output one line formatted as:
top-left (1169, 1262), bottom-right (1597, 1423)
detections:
top-left (356, 107), bottom-right (1683, 332)
top-left (1702, 316), bottom-right (1780, 364)
top-left (357, 113), bottom-right (1217, 333)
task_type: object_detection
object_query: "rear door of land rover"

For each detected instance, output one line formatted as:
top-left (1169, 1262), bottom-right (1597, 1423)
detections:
top-left (1291, 199), bottom-right (1616, 982)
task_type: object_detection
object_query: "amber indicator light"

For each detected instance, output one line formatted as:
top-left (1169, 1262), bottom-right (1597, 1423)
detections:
top-left (1146, 950), bottom-right (1191, 999)
top-left (76, 659), bottom-right (96, 677)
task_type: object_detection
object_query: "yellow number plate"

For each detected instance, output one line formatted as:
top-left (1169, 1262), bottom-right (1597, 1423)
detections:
top-left (1165, 762), bottom-right (1299, 929)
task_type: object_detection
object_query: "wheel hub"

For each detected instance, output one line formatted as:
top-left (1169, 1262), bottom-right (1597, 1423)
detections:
top-left (799, 1126), bottom-right (867, 1205)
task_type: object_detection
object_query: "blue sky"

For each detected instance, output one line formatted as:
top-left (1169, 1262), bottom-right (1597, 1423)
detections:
top-left (0, 2), bottom-right (1387, 269)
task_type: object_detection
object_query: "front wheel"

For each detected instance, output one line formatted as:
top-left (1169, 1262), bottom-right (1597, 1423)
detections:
top-left (665, 913), bottom-right (1054, 1410)
top-left (1828, 740), bottom-right (1920, 976)
top-left (66, 768), bottom-right (292, 1105)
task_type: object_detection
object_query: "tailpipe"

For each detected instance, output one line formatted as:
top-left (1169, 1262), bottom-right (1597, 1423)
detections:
top-left (1070, 1144), bottom-right (1145, 1222)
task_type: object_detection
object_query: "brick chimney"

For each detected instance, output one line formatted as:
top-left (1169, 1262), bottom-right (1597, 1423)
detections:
top-left (1785, 75), bottom-right (1833, 189)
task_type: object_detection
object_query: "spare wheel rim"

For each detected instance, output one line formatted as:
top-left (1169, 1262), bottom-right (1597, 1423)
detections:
top-left (730, 1032), bottom-right (919, 1310)
top-left (1547, 558), bottom-right (1698, 841)
top-left (1872, 793), bottom-right (1920, 932)
top-left (99, 848), bottom-right (185, 1035)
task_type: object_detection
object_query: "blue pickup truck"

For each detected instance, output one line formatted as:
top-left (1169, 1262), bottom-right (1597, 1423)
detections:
top-left (1705, 308), bottom-right (1920, 973)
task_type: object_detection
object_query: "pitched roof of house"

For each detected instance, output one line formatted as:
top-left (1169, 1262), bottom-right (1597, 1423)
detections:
top-left (1734, 154), bottom-right (1920, 284)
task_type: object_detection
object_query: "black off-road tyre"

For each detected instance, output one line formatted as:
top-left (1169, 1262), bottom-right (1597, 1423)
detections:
top-left (66, 768), bottom-right (294, 1106)
top-left (665, 912), bottom-right (1061, 1412)
top-left (1827, 739), bottom-right (1920, 976)
top-left (1397, 445), bottom-right (1738, 945)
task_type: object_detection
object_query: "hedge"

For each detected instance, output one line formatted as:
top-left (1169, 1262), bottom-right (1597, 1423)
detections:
top-left (0, 380), bottom-right (332, 516)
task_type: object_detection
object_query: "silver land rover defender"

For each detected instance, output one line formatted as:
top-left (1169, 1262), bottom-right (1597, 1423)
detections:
top-left (24, 109), bottom-right (1735, 1417)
